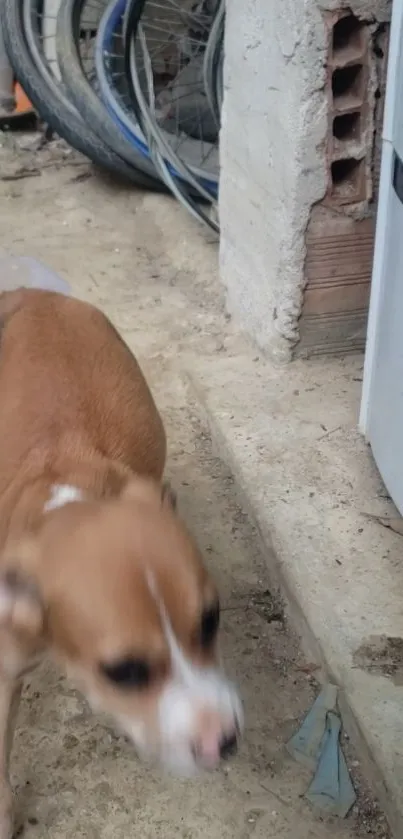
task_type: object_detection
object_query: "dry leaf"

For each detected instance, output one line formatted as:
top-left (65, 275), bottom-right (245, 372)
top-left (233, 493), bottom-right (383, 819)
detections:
top-left (295, 663), bottom-right (321, 674)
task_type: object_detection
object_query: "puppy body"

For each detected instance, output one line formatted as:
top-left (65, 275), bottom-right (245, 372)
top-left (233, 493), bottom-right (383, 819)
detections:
top-left (0, 289), bottom-right (241, 838)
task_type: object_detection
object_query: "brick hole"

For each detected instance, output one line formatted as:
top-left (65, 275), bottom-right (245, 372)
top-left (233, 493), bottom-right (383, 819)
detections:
top-left (332, 64), bottom-right (363, 100)
top-left (333, 111), bottom-right (360, 141)
top-left (332, 157), bottom-right (358, 182)
top-left (332, 14), bottom-right (364, 53)
top-left (331, 158), bottom-right (364, 202)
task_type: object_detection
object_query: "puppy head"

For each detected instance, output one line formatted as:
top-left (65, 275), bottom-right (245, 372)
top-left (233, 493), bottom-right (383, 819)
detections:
top-left (0, 478), bottom-right (242, 774)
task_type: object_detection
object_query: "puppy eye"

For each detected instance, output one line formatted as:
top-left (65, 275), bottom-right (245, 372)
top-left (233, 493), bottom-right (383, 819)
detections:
top-left (100, 657), bottom-right (150, 689)
top-left (200, 602), bottom-right (220, 648)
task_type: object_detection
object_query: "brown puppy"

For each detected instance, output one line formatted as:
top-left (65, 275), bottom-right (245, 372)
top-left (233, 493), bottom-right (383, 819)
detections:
top-left (0, 289), bottom-right (242, 839)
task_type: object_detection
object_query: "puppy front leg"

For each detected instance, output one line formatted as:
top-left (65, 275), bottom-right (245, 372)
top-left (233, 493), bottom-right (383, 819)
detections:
top-left (0, 570), bottom-right (46, 838)
top-left (0, 679), bottom-right (21, 839)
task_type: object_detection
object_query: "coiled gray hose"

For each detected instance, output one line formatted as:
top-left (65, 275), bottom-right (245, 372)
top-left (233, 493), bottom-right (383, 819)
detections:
top-left (133, 26), bottom-right (219, 231)
top-left (203, 0), bottom-right (224, 127)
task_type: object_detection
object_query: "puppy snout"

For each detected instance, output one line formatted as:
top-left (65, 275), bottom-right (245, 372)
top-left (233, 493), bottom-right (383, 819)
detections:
top-left (191, 725), bottom-right (238, 769)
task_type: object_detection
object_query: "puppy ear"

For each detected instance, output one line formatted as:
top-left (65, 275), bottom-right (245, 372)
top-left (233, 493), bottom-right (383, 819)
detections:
top-left (0, 569), bottom-right (45, 641)
top-left (161, 481), bottom-right (177, 512)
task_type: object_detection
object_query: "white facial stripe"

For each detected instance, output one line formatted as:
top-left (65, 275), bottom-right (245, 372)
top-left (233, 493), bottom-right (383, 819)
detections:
top-left (163, 611), bottom-right (231, 700)
top-left (44, 484), bottom-right (84, 512)
top-left (143, 571), bottom-right (243, 773)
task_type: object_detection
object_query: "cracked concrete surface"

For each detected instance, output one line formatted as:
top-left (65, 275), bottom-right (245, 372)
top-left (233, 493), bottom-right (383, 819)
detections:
top-left (0, 139), bottom-right (389, 838)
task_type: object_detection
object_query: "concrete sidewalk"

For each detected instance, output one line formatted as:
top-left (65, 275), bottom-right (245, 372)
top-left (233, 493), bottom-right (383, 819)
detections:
top-left (186, 349), bottom-right (403, 836)
top-left (0, 133), bottom-right (392, 838)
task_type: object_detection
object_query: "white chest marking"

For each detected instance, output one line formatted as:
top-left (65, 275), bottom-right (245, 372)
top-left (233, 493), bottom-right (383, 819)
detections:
top-left (44, 484), bottom-right (84, 512)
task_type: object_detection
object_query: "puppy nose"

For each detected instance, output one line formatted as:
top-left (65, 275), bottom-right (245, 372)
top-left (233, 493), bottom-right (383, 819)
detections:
top-left (192, 728), bottom-right (238, 768)
top-left (220, 732), bottom-right (238, 760)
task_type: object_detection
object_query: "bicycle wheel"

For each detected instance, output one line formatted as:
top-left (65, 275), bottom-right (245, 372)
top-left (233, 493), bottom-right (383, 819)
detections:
top-left (124, 0), bottom-right (220, 194)
top-left (56, 0), bottom-right (163, 188)
top-left (2, 0), bottom-right (150, 181)
top-left (96, 0), bottom-right (219, 197)
top-left (95, 0), bottom-right (218, 233)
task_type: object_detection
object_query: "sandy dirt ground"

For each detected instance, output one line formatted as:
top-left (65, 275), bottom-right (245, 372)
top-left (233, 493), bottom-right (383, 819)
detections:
top-left (0, 134), bottom-right (390, 839)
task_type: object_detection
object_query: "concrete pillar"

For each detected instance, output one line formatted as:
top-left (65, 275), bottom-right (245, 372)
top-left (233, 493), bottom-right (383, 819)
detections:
top-left (219, 0), bottom-right (392, 361)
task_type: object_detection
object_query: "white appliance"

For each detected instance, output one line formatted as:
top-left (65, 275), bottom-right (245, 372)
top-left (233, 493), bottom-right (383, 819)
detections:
top-left (360, 0), bottom-right (403, 514)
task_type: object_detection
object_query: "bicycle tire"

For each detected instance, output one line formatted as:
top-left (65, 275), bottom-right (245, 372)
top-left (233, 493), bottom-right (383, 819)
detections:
top-left (2, 0), bottom-right (149, 182)
top-left (56, 0), bottom-right (163, 189)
